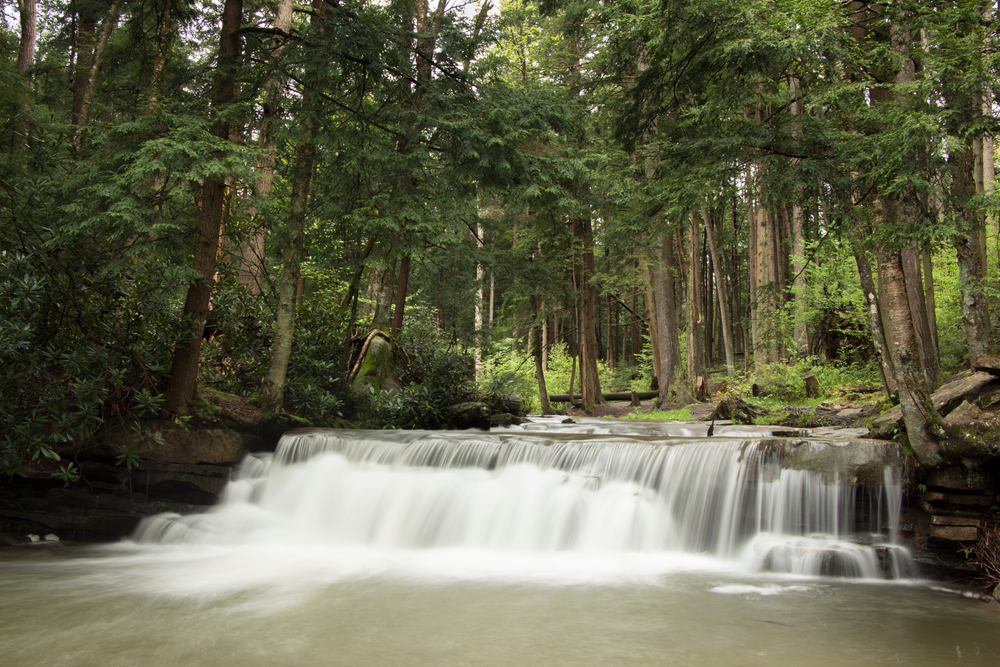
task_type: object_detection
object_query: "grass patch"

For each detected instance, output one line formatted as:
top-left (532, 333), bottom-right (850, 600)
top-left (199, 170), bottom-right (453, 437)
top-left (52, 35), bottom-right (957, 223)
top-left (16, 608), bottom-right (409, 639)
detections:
top-left (624, 407), bottom-right (693, 421)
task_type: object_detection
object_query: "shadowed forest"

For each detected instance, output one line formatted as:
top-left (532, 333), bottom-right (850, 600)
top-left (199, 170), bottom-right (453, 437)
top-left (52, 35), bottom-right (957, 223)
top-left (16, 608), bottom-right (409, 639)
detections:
top-left (2, 0), bottom-right (1000, 479)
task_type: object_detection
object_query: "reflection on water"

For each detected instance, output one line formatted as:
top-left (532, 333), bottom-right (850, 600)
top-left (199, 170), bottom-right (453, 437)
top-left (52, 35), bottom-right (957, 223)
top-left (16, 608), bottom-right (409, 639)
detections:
top-left (1, 547), bottom-right (999, 667)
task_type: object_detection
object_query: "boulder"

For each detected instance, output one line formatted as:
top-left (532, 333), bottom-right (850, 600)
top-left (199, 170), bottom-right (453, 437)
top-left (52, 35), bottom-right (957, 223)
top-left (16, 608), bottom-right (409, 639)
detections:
top-left (444, 402), bottom-right (491, 430)
top-left (870, 372), bottom-right (999, 437)
top-left (945, 400), bottom-right (982, 423)
top-left (764, 437), bottom-right (899, 486)
top-left (103, 420), bottom-right (244, 465)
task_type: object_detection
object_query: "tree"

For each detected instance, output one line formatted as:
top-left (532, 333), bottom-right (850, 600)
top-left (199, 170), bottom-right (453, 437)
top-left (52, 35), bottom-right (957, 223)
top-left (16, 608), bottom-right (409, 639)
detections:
top-left (164, 0), bottom-right (244, 415)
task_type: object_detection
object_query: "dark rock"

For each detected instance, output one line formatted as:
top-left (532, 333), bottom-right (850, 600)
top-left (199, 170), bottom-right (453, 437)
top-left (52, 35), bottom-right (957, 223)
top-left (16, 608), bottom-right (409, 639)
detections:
top-left (490, 413), bottom-right (514, 427)
top-left (443, 402), bottom-right (491, 430)
top-left (100, 420), bottom-right (245, 465)
top-left (928, 465), bottom-right (994, 491)
top-left (928, 525), bottom-right (979, 541)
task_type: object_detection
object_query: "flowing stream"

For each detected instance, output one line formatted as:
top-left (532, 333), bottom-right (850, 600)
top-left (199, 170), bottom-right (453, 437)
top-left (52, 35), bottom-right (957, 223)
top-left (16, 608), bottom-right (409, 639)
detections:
top-left (1, 418), bottom-right (999, 666)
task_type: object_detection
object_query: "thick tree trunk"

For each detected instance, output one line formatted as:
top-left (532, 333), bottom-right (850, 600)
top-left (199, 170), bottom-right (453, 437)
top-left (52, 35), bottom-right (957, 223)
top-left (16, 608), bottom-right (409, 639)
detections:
top-left (653, 231), bottom-right (691, 407)
top-left (14, 0), bottom-right (36, 147)
top-left (73, 0), bottom-right (121, 149)
top-left (879, 245), bottom-right (947, 467)
top-left (900, 243), bottom-right (939, 389)
top-left (164, 0), bottom-right (243, 415)
top-left (751, 194), bottom-right (782, 365)
top-left (703, 206), bottom-right (735, 378)
top-left (16, 0), bottom-right (36, 77)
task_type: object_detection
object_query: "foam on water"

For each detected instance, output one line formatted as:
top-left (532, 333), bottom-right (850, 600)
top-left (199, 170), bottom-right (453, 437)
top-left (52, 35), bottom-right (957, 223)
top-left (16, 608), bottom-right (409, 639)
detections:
top-left (126, 423), bottom-right (913, 588)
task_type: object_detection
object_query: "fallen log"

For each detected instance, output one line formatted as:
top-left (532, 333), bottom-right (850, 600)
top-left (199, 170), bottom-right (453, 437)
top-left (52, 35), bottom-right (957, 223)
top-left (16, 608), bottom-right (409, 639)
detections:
top-left (547, 391), bottom-right (659, 403)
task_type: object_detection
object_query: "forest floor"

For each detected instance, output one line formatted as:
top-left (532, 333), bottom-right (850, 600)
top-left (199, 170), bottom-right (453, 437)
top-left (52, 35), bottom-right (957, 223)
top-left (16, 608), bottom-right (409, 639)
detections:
top-left (565, 395), bottom-right (884, 431)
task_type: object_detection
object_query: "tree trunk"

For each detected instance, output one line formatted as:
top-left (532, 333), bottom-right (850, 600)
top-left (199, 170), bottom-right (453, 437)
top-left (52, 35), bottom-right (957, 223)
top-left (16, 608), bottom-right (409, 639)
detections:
top-left (259, 118), bottom-right (320, 414)
top-left (641, 262), bottom-right (661, 387)
top-left (703, 205), bottom-right (735, 378)
top-left (14, 0), bottom-right (36, 148)
top-left (879, 245), bottom-right (946, 467)
top-left (71, 13), bottom-right (96, 127)
top-left (164, 0), bottom-right (243, 415)
top-left (146, 0), bottom-right (179, 110)
top-left (532, 300), bottom-right (551, 415)
top-left (852, 234), bottom-right (896, 397)
top-left (901, 243), bottom-right (939, 389)
top-left (685, 212), bottom-right (705, 383)
top-left (16, 0), bottom-right (36, 77)
top-left (239, 0), bottom-right (295, 293)
top-left (73, 0), bottom-right (121, 150)
top-left (653, 230), bottom-right (691, 407)
top-left (922, 248), bottom-right (938, 357)
top-left (751, 192), bottom-right (781, 365)
top-left (391, 253), bottom-right (411, 335)
top-left (572, 218), bottom-right (603, 409)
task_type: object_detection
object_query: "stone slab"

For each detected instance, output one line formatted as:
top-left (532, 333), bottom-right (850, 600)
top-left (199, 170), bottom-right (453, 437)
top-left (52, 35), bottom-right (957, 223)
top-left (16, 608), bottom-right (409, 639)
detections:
top-left (871, 372), bottom-right (999, 436)
top-left (928, 525), bottom-right (980, 541)
top-left (927, 465), bottom-right (994, 492)
top-left (930, 515), bottom-right (984, 527)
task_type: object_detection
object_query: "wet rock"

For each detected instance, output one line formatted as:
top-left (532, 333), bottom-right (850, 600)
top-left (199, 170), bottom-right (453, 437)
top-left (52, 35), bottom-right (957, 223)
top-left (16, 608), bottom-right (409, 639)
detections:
top-left (443, 402), bottom-right (491, 430)
top-left (761, 438), bottom-right (899, 486)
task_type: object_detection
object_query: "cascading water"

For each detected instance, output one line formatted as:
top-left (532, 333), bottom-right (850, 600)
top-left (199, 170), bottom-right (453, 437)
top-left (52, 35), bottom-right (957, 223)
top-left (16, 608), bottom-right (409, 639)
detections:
top-left (133, 418), bottom-right (915, 579)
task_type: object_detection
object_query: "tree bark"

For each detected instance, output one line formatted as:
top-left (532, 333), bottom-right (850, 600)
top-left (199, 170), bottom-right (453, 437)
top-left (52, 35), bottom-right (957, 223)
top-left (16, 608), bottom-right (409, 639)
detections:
top-left (532, 299), bottom-right (551, 415)
top-left (391, 253), bottom-right (411, 336)
top-left (16, 0), bottom-right (36, 77)
top-left (852, 233), bottom-right (896, 397)
top-left (164, 0), bottom-right (243, 415)
top-left (71, 12), bottom-right (96, 127)
top-left (259, 117), bottom-right (321, 414)
top-left (14, 0), bottom-right (36, 148)
top-left (73, 0), bottom-right (122, 150)
top-left (879, 245), bottom-right (947, 467)
top-left (572, 217), bottom-right (603, 409)
top-left (239, 0), bottom-right (295, 293)
top-left (652, 230), bottom-right (691, 407)
top-left (685, 212), bottom-right (705, 383)
top-left (146, 0), bottom-right (179, 110)
top-left (901, 243), bottom-right (939, 389)
top-left (703, 205), bottom-right (735, 378)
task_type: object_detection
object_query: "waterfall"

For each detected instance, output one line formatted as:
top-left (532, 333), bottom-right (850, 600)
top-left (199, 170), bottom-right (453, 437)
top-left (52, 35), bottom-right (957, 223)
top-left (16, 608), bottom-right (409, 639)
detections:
top-left (132, 421), bottom-right (914, 579)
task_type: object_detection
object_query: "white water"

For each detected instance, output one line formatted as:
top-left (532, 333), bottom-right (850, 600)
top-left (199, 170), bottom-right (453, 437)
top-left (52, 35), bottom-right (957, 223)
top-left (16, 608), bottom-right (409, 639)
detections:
top-left (132, 420), bottom-right (914, 579)
top-left (6, 419), bottom-right (1000, 667)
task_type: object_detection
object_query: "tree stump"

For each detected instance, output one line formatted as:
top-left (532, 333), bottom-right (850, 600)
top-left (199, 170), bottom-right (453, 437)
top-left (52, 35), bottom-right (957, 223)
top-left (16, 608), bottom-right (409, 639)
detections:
top-left (695, 375), bottom-right (711, 402)
top-left (803, 373), bottom-right (820, 398)
top-left (629, 390), bottom-right (641, 407)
